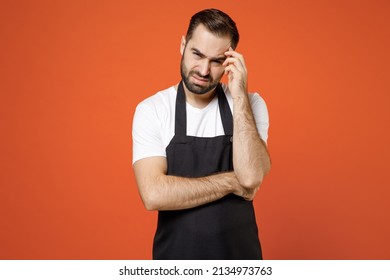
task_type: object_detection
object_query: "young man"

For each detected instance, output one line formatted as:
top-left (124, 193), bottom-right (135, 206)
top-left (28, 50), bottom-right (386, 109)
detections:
top-left (132, 8), bottom-right (270, 259)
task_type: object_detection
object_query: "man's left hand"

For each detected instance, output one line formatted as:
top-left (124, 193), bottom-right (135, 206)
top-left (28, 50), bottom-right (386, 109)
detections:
top-left (223, 48), bottom-right (248, 98)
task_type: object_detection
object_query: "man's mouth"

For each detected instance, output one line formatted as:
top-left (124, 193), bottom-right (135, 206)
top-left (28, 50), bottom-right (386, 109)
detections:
top-left (191, 74), bottom-right (210, 84)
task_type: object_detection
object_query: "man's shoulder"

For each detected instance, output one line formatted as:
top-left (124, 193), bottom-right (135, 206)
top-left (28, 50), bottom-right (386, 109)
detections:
top-left (136, 85), bottom-right (176, 111)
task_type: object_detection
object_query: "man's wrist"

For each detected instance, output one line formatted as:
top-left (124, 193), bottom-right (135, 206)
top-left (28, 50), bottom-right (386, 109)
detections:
top-left (231, 91), bottom-right (249, 102)
top-left (222, 172), bottom-right (241, 194)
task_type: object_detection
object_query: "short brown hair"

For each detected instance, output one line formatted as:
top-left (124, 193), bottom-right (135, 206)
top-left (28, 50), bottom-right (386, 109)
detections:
top-left (185, 9), bottom-right (239, 49)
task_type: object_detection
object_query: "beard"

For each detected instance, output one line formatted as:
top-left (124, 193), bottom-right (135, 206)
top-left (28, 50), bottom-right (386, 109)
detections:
top-left (180, 56), bottom-right (220, 95)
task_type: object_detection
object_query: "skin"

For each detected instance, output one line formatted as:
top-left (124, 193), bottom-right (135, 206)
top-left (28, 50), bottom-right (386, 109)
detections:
top-left (224, 49), bottom-right (271, 190)
top-left (133, 24), bottom-right (271, 211)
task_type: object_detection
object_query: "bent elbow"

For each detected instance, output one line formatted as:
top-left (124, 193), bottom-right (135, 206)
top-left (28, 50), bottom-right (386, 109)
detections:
top-left (260, 156), bottom-right (271, 179)
top-left (264, 161), bottom-right (271, 176)
top-left (140, 188), bottom-right (160, 211)
top-left (239, 166), bottom-right (270, 189)
top-left (239, 175), bottom-right (263, 190)
top-left (143, 200), bottom-right (158, 211)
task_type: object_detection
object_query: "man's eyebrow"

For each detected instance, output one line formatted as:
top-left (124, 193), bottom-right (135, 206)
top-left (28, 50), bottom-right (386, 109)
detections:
top-left (191, 47), bottom-right (226, 61)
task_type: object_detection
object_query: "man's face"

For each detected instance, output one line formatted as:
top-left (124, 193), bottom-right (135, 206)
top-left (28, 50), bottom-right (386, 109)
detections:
top-left (180, 24), bottom-right (231, 95)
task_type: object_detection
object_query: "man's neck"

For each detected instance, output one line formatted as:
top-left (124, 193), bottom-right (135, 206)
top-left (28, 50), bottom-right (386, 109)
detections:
top-left (175, 82), bottom-right (217, 109)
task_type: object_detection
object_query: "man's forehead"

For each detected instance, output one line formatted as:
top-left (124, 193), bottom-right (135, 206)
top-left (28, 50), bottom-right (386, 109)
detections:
top-left (189, 47), bottom-right (227, 60)
top-left (186, 39), bottom-right (230, 59)
top-left (187, 24), bottom-right (231, 56)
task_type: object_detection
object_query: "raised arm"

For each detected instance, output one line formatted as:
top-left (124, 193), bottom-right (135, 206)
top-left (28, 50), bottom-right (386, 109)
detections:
top-left (224, 49), bottom-right (271, 190)
top-left (133, 156), bottom-right (255, 211)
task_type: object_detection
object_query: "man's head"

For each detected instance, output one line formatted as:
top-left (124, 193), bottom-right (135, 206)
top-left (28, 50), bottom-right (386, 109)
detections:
top-left (180, 9), bottom-right (239, 95)
top-left (185, 9), bottom-right (239, 50)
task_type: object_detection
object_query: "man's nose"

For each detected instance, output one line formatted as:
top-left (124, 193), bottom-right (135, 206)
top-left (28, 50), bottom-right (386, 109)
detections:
top-left (198, 59), bottom-right (210, 77)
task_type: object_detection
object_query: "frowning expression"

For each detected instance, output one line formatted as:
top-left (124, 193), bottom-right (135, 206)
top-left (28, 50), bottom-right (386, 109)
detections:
top-left (180, 24), bottom-right (231, 95)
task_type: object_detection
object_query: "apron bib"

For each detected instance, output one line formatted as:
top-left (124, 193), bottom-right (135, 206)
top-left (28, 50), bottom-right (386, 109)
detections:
top-left (153, 82), bottom-right (262, 259)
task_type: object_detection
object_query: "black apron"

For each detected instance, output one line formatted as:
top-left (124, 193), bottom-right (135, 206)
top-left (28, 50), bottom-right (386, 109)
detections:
top-left (153, 82), bottom-right (262, 260)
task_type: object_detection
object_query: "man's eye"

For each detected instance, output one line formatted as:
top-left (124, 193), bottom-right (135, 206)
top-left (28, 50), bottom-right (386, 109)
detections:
top-left (193, 52), bottom-right (201, 58)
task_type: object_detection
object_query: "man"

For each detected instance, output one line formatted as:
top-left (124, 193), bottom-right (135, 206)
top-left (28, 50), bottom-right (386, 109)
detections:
top-left (132, 8), bottom-right (270, 260)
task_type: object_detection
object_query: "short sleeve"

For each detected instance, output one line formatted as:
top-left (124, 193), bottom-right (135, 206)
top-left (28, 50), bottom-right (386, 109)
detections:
top-left (132, 102), bottom-right (166, 164)
top-left (249, 93), bottom-right (269, 144)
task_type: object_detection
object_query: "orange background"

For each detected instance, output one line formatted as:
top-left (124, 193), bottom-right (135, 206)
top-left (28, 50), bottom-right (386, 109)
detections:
top-left (1, 0), bottom-right (389, 259)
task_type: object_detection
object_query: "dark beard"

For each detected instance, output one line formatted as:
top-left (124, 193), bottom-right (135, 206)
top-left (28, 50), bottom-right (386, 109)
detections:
top-left (180, 56), bottom-right (219, 95)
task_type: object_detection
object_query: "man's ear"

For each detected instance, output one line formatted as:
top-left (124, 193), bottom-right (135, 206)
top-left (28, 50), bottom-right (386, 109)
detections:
top-left (180, 36), bottom-right (186, 55)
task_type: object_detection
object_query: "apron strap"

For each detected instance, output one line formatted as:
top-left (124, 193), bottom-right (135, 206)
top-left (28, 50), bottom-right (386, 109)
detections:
top-left (217, 84), bottom-right (233, 136)
top-left (175, 81), bottom-right (233, 137)
top-left (175, 82), bottom-right (187, 138)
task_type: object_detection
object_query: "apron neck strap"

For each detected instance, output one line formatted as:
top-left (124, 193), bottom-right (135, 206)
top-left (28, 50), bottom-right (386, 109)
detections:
top-left (175, 81), bottom-right (233, 136)
top-left (217, 84), bottom-right (233, 135)
top-left (175, 82), bottom-right (187, 137)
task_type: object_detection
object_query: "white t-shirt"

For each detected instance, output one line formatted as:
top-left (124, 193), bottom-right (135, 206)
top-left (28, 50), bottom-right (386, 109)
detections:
top-left (132, 84), bottom-right (269, 164)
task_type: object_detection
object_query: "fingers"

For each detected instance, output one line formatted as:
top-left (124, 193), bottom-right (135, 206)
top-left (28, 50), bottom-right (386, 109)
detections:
top-left (234, 185), bottom-right (259, 201)
top-left (245, 187), bottom-right (259, 201)
top-left (223, 48), bottom-right (247, 80)
top-left (223, 48), bottom-right (247, 71)
top-left (224, 58), bottom-right (244, 76)
top-left (224, 63), bottom-right (238, 77)
top-left (223, 48), bottom-right (248, 95)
